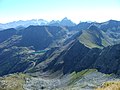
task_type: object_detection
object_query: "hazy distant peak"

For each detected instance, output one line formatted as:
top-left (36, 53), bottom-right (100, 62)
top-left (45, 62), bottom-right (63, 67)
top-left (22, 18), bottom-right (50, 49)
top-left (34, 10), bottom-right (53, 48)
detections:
top-left (61, 17), bottom-right (69, 21)
top-left (49, 20), bottom-right (60, 24)
top-left (60, 17), bottom-right (76, 26)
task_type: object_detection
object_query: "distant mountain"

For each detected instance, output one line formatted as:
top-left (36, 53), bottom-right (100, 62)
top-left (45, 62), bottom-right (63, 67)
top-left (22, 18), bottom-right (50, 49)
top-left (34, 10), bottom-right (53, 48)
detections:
top-left (60, 17), bottom-right (76, 26)
top-left (0, 19), bottom-right (48, 30)
top-left (49, 20), bottom-right (60, 26)
top-left (49, 17), bottom-right (76, 26)
top-left (0, 18), bottom-right (76, 30)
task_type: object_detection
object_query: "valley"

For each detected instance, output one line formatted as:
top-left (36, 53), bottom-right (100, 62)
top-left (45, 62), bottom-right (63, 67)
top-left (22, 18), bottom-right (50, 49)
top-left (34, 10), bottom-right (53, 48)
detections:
top-left (0, 19), bottom-right (120, 90)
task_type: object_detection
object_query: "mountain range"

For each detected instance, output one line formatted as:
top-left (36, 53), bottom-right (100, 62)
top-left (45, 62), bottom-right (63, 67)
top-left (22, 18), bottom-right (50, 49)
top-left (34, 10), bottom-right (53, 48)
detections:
top-left (0, 17), bottom-right (76, 30)
top-left (0, 18), bottom-right (120, 90)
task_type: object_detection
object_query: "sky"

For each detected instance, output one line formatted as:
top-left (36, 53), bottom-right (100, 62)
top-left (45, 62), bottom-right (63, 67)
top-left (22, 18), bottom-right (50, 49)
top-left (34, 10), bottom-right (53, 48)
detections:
top-left (0, 0), bottom-right (120, 23)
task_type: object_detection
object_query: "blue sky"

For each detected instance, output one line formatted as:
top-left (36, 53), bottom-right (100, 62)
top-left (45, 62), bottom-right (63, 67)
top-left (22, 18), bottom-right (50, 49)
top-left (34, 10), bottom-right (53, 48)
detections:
top-left (0, 0), bottom-right (120, 23)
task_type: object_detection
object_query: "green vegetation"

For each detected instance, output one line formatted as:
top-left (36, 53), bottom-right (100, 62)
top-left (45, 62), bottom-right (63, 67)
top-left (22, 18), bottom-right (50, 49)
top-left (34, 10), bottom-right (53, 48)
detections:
top-left (101, 39), bottom-right (108, 47)
top-left (69, 69), bottom-right (97, 85)
top-left (79, 29), bottom-right (113, 49)
top-left (0, 73), bottom-right (30, 90)
top-left (79, 30), bottom-right (103, 49)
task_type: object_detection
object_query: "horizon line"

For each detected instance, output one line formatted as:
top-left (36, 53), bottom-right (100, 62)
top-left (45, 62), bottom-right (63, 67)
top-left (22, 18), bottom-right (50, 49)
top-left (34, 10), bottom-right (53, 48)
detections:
top-left (0, 17), bottom-right (120, 24)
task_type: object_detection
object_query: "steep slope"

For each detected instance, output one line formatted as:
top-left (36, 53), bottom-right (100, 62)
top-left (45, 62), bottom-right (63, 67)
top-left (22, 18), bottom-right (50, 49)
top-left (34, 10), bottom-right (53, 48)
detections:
top-left (0, 28), bottom-right (17, 43)
top-left (61, 41), bottom-right (100, 74)
top-left (17, 26), bottom-right (54, 50)
top-left (0, 46), bottom-right (38, 76)
top-left (100, 20), bottom-right (120, 32)
top-left (0, 26), bottom-right (69, 50)
top-left (0, 25), bottom-right (76, 76)
top-left (17, 26), bottom-right (69, 50)
top-left (79, 25), bottom-right (113, 48)
top-left (77, 22), bottom-right (92, 30)
top-left (29, 39), bottom-right (120, 76)
top-left (1, 21), bottom-right (120, 77)
top-left (30, 40), bottom-right (101, 75)
top-left (94, 44), bottom-right (120, 74)
top-left (1, 20), bottom-right (120, 90)
top-left (95, 20), bottom-right (120, 44)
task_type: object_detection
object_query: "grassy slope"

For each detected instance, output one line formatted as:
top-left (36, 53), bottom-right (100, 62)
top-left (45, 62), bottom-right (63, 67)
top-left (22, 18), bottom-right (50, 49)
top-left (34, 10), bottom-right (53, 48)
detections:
top-left (69, 69), bottom-right (97, 85)
top-left (79, 30), bottom-right (113, 49)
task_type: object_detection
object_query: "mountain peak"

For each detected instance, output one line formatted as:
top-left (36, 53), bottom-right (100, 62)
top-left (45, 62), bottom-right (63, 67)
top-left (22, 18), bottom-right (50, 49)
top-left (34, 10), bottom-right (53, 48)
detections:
top-left (60, 17), bottom-right (76, 26)
top-left (88, 24), bottom-right (99, 31)
top-left (109, 19), bottom-right (118, 22)
top-left (62, 17), bottom-right (69, 21)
